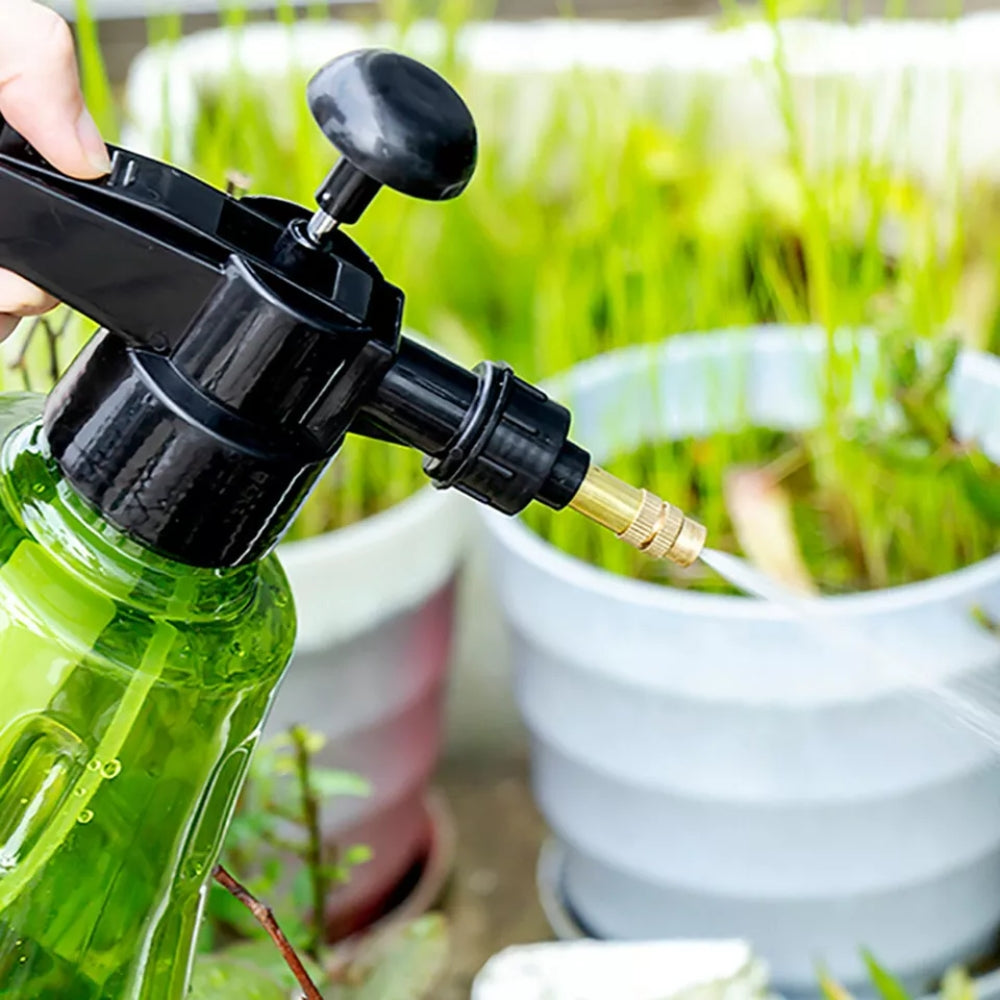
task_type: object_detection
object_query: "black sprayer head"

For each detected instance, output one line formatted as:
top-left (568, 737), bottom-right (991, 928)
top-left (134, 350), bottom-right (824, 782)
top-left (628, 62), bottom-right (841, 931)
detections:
top-left (0, 48), bottom-right (590, 569)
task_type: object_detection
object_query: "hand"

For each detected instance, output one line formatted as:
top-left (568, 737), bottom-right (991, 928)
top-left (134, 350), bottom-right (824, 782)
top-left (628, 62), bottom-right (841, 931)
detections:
top-left (0, 0), bottom-right (111, 342)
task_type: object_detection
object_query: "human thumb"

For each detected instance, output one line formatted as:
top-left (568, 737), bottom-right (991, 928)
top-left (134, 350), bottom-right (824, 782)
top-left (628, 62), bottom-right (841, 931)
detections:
top-left (0, 0), bottom-right (111, 179)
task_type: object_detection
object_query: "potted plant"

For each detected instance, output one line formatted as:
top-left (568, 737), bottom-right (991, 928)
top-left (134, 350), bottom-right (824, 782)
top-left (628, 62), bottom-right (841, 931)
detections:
top-left (441, 17), bottom-right (1000, 986)
top-left (262, 427), bottom-right (466, 939)
top-left (190, 724), bottom-right (452, 999)
top-left (482, 323), bottom-right (1000, 994)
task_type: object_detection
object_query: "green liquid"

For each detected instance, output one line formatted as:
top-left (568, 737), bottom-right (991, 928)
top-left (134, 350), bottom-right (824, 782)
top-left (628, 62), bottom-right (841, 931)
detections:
top-left (0, 394), bottom-right (297, 998)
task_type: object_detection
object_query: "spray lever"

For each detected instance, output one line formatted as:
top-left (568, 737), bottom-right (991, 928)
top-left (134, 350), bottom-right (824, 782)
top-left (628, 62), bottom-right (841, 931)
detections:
top-left (0, 48), bottom-right (705, 569)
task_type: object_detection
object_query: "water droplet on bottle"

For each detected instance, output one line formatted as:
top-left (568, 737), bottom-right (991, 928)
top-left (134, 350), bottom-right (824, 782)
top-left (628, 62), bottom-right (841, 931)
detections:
top-left (32, 483), bottom-right (45, 496)
top-left (77, 809), bottom-right (94, 825)
top-left (101, 759), bottom-right (122, 780)
top-left (18, 797), bottom-right (27, 806)
top-left (86, 759), bottom-right (101, 773)
top-left (18, 956), bottom-right (26, 964)
top-left (74, 787), bottom-right (86, 797)
top-left (274, 591), bottom-right (289, 608)
top-left (231, 642), bottom-right (245, 658)
top-left (182, 857), bottom-right (206, 879)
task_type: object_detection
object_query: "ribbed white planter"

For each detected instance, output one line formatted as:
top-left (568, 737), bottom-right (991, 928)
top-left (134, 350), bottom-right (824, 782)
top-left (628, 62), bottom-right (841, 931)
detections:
top-left (270, 485), bottom-right (468, 935)
top-left (123, 14), bottom-right (1000, 190)
top-left (471, 939), bottom-right (768, 1000)
top-left (482, 326), bottom-right (1000, 995)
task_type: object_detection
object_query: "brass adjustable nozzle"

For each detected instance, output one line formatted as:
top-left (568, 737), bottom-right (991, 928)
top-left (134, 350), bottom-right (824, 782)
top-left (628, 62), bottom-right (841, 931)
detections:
top-left (568, 465), bottom-right (707, 567)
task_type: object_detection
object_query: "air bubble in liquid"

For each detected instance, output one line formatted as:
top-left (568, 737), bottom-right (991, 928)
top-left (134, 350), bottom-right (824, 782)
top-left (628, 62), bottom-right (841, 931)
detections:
top-left (101, 759), bottom-right (122, 780)
top-left (77, 809), bottom-right (94, 825)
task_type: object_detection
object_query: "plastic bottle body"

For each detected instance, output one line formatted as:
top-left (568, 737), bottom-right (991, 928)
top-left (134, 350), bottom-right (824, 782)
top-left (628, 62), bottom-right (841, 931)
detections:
top-left (0, 393), bottom-right (297, 999)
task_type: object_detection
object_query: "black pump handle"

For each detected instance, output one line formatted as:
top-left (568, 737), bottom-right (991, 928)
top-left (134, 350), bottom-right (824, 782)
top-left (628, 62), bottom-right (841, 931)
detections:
top-left (306, 49), bottom-right (478, 229)
top-left (0, 116), bottom-right (387, 351)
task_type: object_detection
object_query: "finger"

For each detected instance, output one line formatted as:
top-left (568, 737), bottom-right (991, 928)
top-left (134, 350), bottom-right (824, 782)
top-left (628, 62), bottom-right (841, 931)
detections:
top-left (0, 269), bottom-right (58, 317)
top-left (0, 315), bottom-right (20, 342)
top-left (0, 0), bottom-right (111, 178)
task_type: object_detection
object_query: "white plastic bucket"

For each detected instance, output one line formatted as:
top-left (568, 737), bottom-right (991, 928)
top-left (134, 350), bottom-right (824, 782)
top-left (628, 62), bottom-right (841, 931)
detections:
top-left (482, 326), bottom-right (1000, 993)
top-left (123, 15), bottom-right (1000, 190)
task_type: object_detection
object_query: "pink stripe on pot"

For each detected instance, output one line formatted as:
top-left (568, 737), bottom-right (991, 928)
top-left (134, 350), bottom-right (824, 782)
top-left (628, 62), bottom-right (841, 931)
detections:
top-left (270, 486), bottom-right (468, 939)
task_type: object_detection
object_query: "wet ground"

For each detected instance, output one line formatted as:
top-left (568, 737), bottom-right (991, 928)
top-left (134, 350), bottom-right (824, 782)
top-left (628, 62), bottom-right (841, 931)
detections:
top-left (436, 754), bottom-right (554, 998)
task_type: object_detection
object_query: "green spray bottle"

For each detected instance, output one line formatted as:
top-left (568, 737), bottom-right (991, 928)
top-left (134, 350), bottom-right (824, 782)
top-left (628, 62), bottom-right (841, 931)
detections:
top-left (0, 49), bottom-right (705, 998)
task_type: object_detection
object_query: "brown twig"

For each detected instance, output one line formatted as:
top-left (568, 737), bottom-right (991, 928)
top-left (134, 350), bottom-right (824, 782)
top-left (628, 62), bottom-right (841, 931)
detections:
top-left (8, 316), bottom-right (41, 391)
top-left (6, 313), bottom-right (71, 391)
top-left (45, 312), bottom-right (72, 387)
top-left (212, 864), bottom-right (326, 1000)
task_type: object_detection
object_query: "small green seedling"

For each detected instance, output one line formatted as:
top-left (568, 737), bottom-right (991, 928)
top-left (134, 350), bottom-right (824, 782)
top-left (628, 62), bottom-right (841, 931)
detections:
top-left (189, 726), bottom-right (450, 999)
top-left (200, 725), bottom-right (372, 960)
top-left (818, 950), bottom-right (978, 1000)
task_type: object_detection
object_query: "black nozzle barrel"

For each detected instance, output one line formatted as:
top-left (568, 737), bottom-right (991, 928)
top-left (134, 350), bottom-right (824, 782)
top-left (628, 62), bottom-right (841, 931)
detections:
top-left (355, 337), bottom-right (590, 514)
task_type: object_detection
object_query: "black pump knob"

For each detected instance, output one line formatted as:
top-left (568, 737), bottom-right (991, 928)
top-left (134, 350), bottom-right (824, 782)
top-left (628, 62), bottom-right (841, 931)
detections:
top-left (305, 48), bottom-right (477, 236)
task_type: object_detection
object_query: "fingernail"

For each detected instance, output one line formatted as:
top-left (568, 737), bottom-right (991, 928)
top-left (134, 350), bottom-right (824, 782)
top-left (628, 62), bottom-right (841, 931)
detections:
top-left (76, 108), bottom-right (112, 176)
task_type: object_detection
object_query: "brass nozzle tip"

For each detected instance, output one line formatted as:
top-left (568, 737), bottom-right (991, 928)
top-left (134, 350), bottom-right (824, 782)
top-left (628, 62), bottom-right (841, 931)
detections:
top-left (568, 465), bottom-right (707, 567)
top-left (669, 514), bottom-right (708, 568)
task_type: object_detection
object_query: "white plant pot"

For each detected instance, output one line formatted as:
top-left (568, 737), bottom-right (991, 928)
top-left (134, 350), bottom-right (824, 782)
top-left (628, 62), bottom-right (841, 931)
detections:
top-left (270, 485), bottom-right (468, 933)
top-left (123, 15), bottom-right (1000, 190)
top-left (481, 326), bottom-right (1000, 995)
top-left (471, 939), bottom-right (769, 1000)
